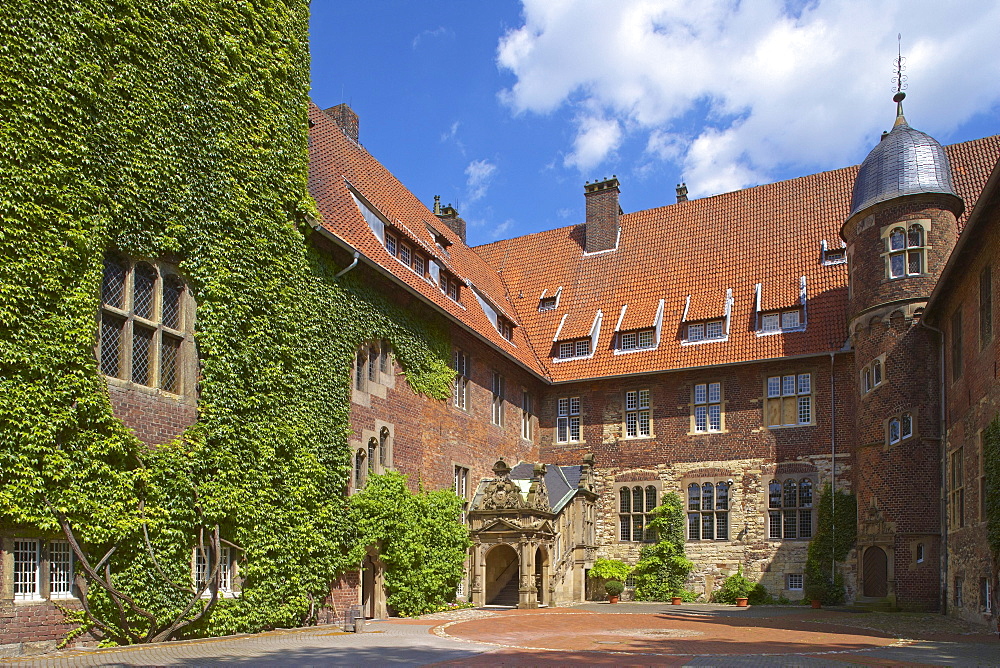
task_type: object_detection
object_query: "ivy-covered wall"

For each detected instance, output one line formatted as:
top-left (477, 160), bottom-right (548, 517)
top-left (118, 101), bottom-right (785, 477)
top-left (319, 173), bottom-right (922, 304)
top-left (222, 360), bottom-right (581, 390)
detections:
top-left (1, 0), bottom-right (457, 642)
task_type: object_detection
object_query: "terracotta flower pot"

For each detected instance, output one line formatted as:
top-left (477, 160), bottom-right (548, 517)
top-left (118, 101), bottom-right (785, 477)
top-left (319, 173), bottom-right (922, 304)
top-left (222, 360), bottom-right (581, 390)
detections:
top-left (736, 597), bottom-right (749, 607)
top-left (811, 599), bottom-right (822, 609)
top-left (608, 595), bottom-right (619, 604)
top-left (671, 597), bottom-right (683, 605)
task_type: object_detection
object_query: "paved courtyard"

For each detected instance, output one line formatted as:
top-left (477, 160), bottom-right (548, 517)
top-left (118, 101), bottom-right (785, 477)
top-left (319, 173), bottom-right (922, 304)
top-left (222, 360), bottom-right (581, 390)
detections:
top-left (4, 603), bottom-right (999, 667)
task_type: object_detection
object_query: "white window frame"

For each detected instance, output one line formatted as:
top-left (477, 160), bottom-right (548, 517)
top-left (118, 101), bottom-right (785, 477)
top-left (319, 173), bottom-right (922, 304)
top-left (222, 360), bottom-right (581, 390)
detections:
top-left (624, 389), bottom-right (651, 438)
top-left (453, 350), bottom-right (469, 410)
top-left (491, 371), bottom-right (505, 426)
top-left (693, 382), bottom-right (722, 433)
top-left (883, 221), bottom-right (928, 280)
top-left (49, 540), bottom-right (75, 599)
top-left (556, 396), bottom-right (581, 443)
top-left (787, 573), bottom-right (804, 591)
top-left (521, 390), bottom-right (533, 441)
top-left (13, 539), bottom-right (41, 601)
top-left (764, 373), bottom-right (813, 427)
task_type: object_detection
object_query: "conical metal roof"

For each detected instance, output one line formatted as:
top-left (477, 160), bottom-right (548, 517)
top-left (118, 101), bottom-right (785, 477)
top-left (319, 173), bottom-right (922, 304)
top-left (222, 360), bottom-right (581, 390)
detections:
top-left (849, 109), bottom-right (956, 217)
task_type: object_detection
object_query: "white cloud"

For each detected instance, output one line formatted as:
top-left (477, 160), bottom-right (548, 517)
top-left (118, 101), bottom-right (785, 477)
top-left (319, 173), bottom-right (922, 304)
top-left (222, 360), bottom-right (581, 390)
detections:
top-left (498, 0), bottom-right (1000, 196)
top-left (565, 116), bottom-right (622, 170)
top-left (465, 159), bottom-right (498, 202)
top-left (413, 26), bottom-right (450, 49)
top-left (491, 220), bottom-right (514, 240)
top-left (441, 121), bottom-right (460, 142)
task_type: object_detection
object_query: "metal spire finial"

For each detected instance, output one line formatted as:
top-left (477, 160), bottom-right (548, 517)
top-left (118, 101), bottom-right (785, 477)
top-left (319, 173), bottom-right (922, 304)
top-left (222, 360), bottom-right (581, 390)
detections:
top-left (891, 33), bottom-right (907, 123)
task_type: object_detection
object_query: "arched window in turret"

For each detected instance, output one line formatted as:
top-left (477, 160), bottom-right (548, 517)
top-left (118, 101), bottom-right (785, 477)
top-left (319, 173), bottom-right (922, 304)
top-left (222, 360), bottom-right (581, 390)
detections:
top-left (885, 222), bottom-right (928, 279)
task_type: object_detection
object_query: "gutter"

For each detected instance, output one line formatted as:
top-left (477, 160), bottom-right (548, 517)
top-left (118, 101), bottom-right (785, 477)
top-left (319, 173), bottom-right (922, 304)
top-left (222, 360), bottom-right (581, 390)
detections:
top-left (918, 316), bottom-right (948, 615)
top-left (310, 223), bottom-right (551, 384)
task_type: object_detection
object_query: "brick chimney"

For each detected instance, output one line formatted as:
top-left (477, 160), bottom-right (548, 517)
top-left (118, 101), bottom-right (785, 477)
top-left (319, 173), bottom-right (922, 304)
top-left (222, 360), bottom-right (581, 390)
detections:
top-left (324, 103), bottom-right (359, 143)
top-left (584, 176), bottom-right (620, 253)
top-left (433, 195), bottom-right (467, 244)
top-left (675, 182), bottom-right (688, 203)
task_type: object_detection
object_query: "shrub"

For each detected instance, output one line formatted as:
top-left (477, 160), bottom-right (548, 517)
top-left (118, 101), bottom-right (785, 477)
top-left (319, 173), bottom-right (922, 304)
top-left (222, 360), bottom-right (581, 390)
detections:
top-left (713, 566), bottom-right (772, 605)
top-left (632, 493), bottom-right (693, 601)
top-left (803, 484), bottom-right (856, 605)
top-left (588, 558), bottom-right (632, 582)
top-left (604, 579), bottom-right (625, 597)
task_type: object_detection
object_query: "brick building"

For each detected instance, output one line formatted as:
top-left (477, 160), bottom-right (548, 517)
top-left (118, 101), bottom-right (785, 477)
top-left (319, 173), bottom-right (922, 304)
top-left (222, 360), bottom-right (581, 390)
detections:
top-left (4, 90), bottom-right (999, 653)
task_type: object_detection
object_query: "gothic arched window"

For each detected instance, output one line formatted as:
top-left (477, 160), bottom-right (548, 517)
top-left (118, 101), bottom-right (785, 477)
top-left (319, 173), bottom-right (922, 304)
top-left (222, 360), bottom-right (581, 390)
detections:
top-left (768, 477), bottom-right (814, 539)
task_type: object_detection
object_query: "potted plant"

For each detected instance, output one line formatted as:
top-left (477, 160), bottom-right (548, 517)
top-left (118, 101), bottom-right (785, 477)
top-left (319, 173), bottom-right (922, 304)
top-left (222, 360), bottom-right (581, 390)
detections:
top-left (605, 579), bottom-right (624, 604)
top-left (671, 590), bottom-right (683, 605)
top-left (736, 596), bottom-right (749, 607)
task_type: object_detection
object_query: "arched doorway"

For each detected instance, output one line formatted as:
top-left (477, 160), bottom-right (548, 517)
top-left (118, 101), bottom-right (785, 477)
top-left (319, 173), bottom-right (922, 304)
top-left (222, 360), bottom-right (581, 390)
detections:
top-left (862, 546), bottom-right (888, 597)
top-left (485, 544), bottom-right (519, 606)
top-left (535, 546), bottom-right (549, 607)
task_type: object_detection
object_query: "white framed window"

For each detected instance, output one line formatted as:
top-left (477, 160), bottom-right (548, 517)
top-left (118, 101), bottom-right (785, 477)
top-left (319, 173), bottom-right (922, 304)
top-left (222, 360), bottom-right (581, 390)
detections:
top-left (521, 390), bottom-right (533, 441)
top-left (497, 317), bottom-right (514, 341)
top-left (557, 339), bottom-right (590, 359)
top-left (885, 222), bottom-right (927, 279)
top-left (761, 314), bottom-right (780, 332)
top-left (453, 350), bottom-right (469, 410)
top-left (624, 389), bottom-right (651, 438)
top-left (780, 311), bottom-right (800, 329)
top-left (194, 544), bottom-right (233, 593)
top-left (687, 320), bottom-right (724, 342)
top-left (759, 310), bottom-right (803, 334)
top-left (619, 329), bottom-right (654, 351)
top-left (454, 465), bottom-right (469, 501)
top-left (768, 478), bottom-right (814, 540)
top-left (491, 371), bottom-right (505, 426)
top-left (764, 373), bottom-right (812, 427)
top-left (619, 485), bottom-right (658, 542)
top-left (539, 296), bottom-right (557, 311)
top-left (686, 481), bottom-right (729, 540)
top-left (787, 573), bottom-right (804, 591)
top-left (49, 540), bottom-right (74, 599)
top-left (385, 232), bottom-right (397, 256)
top-left (688, 323), bottom-right (704, 341)
top-left (399, 244), bottom-right (412, 266)
top-left (13, 539), bottom-right (41, 600)
top-left (706, 320), bottom-right (724, 338)
top-left (861, 356), bottom-right (884, 394)
top-left (693, 382), bottom-right (722, 432)
top-left (887, 411), bottom-right (914, 445)
top-left (412, 253), bottom-right (425, 277)
top-left (556, 396), bottom-right (581, 442)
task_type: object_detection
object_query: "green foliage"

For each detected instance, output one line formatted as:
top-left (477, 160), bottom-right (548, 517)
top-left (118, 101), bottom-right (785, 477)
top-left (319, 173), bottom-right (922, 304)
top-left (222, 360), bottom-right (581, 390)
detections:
top-left (985, 415), bottom-right (1000, 564)
top-left (589, 558), bottom-right (632, 582)
top-left (0, 1), bottom-right (456, 642)
top-left (712, 566), bottom-right (772, 605)
top-left (803, 485), bottom-right (857, 604)
top-left (603, 579), bottom-right (624, 597)
top-left (349, 473), bottom-right (470, 617)
top-left (632, 493), bottom-right (693, 601)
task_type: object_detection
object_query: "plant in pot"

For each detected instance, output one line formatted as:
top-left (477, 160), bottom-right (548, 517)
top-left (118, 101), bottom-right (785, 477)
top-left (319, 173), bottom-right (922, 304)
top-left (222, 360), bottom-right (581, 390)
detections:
top-left (588, 558), bottom-right (633, 602)
top-left (713, 566), bottom-right (771, 607)
top-left (604, 579), bottom-right (625, 604)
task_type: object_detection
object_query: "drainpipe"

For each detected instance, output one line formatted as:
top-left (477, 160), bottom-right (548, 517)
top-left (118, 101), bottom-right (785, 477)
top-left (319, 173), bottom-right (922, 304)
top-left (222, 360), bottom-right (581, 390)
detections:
top-left (919, 317), bottom-right (948, 614)
top-left (830, 352), bottom-right (837, 581)
top-left (335, 250), bottom-right (360, 278)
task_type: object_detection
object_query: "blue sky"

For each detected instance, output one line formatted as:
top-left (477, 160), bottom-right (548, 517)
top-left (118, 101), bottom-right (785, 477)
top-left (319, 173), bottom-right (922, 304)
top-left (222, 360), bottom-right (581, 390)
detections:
top-left (309, 1), bottom-right (1000, 247)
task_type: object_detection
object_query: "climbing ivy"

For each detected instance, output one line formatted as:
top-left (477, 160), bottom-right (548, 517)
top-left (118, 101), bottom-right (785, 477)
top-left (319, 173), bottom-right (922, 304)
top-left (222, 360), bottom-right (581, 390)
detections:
top-left (348, 473), bottom-right (471, 617)
top-left (0, 0), bottom-right (455, 642)
top-left (803, 485), bottom-right (857, 604)
top-left (985, 414), bottom-right (1000, 619)
top-left (631, 493), bottom-right (693, 601)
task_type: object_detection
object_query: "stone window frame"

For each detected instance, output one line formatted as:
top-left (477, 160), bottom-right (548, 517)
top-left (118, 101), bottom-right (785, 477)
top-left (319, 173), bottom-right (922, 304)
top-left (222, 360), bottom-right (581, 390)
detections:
top-left (617, 481), bottom-right (660, 543)
top-left (351, 341), bottom-right (394, 406)
top-left (982, 576), bottom-right (993, 613)
top-left (98, 254), bottom-right (195, 398)
top-left (885, 410), bottom-right (916, 447)
top-left (353, 448), bottom-right (368, 492)
top-left (520, 389), bottom-right (534, 442)
top-left (491, 370), bottom-right (505, 427)
top-left (860, 355), bottom-right (886, 395)
top-left (690, 381), bottom-right (725, 434)
top-left (949, 446), bottom-right (965, 529)
top-left (980, 264), bottom-right (993, 349)
top-left (763, 372), bottom-right (814, 428)
top-left (452, 349), bottom-right (470, 411)
top-left (767, 476), bottom-right (815, 541)
top-left (556, 396), bottom-right (581, 443)
top-left (623, 388), bottom-right (652, 439)
top-left (3, 536), bottom-right (78, 603)
top-left (453, 462), bottom-right (472, 523)
top-left (881, 219), bottom-right (929, 280)
top-left (684, 478), bottom-right (731, 542)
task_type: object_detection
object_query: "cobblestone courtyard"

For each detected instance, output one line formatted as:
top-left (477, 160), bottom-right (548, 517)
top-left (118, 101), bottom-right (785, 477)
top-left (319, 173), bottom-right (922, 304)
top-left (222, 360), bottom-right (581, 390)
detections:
top-left (4, 604), bottom-right (999, 667)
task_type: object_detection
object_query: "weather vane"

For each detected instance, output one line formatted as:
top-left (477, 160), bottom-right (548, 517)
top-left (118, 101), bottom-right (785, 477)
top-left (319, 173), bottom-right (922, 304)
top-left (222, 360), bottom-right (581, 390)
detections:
top-left (892, 33), bottom-right (907, 103)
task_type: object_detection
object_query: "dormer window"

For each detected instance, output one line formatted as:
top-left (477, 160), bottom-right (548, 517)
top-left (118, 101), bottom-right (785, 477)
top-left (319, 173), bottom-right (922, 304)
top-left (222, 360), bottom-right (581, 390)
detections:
top-left (539, 296), bottom-right (558, 311)
top-left (885, 221), bottom-right (928, 279)
top-left (385, 232), bottom-right (397, 256)
top-left (497, 316), bottom-right (514, 341)
top-left (760, 309), bottom-right (803, 334)
top-left (619, 329), bottom-right (654, 351)
top-left (687, 320), bottom-right (724, 342)
top-left (558, 339), bottom-right (590, 359)
top-left (821, 240), bottom-right (846, 265)
top-left (440, 273), bottom-right (461, 302)
top-left (399, 243), bottom-right (411, 266)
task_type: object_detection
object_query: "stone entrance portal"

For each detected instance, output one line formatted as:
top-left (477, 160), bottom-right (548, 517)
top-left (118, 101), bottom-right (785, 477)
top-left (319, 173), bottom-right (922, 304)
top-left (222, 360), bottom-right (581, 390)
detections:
top-left (862, 546), bottom-right (888, 598)
top-left (485, 544), bottom-right (520, 605)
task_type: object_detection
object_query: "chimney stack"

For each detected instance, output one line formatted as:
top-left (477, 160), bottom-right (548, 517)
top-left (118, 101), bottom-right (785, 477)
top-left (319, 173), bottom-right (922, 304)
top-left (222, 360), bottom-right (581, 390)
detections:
top-left (324, 103), bottom-right (359, 143)
top-left (434, 198), bottom-right (467, 244)
top-left (584, 176), bottom-right (620, 253)
top-left (675, 182), bottom-right (688, 203)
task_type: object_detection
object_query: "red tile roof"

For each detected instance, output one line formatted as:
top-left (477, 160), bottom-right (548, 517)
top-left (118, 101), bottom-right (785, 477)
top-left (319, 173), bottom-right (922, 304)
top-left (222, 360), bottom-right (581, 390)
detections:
top-left (475, 135), bottom-right (1000, 383)
top-left (307, 103), bottom-right (547, 377)
top-left (307, 99), bottom-right (1000, 385)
